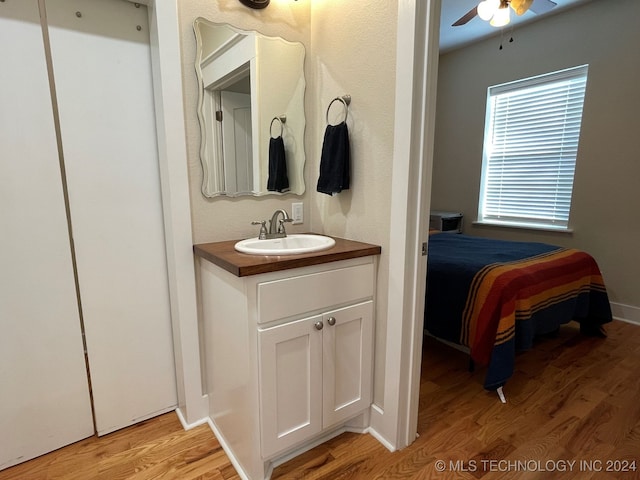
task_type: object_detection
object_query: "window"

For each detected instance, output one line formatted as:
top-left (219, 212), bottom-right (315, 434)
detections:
top-left (478, 65), bottom-right (589, 230)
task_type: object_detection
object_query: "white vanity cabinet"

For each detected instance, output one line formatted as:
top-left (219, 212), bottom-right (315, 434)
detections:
top-left (195, 239), bottom-right (379, 480)
top-left (259, 300), bottom-right (373, 458)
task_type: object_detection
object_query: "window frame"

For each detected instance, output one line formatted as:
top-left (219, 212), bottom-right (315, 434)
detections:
top-left (477, 64), bottom-right (589, 231)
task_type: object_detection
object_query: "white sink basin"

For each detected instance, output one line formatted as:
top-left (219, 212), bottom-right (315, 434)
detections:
top-left (234, 234), bottom-right (336, 256)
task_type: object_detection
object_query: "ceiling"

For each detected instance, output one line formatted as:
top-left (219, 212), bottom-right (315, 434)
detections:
top-left (439, 0), bottom-right (592, 52)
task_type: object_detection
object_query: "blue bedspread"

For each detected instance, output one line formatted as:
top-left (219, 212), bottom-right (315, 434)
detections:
top-left (424, 233), bottom-right (612, 390)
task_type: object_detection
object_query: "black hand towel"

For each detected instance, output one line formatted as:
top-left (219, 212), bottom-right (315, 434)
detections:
top-left (317, 122), bottom-right (350, 195)
top-left (267, 136), bottom-right (289, 192)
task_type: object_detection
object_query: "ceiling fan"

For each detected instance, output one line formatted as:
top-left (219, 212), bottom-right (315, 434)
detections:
top-left (452, 0), bottom-right (557, 27)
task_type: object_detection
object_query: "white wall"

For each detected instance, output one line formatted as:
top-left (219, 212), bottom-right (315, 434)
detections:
top-left (308, 2), bottom-right (398, 408)
top-left (432, 0), bottom-right (640, 320)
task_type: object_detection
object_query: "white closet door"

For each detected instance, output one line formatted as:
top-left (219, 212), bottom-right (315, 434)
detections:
top-left (0, 0), bottom-right (94, 469)
top-left (46, 0), bottom-right (177, 435)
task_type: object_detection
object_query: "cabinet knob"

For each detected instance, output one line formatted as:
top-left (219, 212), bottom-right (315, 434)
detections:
top-left (314, 321), bottom-right (324, 331)
top-left (327, 317), bottom-right (336, 326)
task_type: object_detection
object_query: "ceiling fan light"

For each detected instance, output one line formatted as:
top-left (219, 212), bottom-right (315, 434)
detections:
top-left (490, 6), bottom-right (511, 27)
top-left (477, 0), bottom-right (500, 21)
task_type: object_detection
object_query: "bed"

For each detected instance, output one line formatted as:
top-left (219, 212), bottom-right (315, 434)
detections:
top-left (424, 232), bottom-right (612, 392)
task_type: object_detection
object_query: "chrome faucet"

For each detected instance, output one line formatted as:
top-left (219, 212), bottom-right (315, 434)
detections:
top-left (251, 209), bottom-right (293, 239)
top-left (268, 209), bottom-right (292, 238)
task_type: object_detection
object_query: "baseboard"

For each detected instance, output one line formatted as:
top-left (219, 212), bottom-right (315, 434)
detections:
top-left (175, 406), bottom-right (209, 431)
top-left (368, 404), bottom-right (397, 453)
top-left (367, 425), bottom-right (397, 453)
top-left (205, 418), bottom-right (251, 480)
top-left (611, 301), bottom-right (640, 326)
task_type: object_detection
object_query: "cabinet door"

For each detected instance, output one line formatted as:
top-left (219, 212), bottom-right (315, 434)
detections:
top-left (322, 301), bottom-right (373, 429)
top-left (258, 316), bottom-right (323, 459)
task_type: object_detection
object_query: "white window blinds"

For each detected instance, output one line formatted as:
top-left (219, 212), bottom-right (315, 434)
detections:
top-left (478, 65), bottom-right (589, 230)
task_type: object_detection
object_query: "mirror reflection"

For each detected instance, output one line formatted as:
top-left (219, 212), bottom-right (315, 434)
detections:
top-left (194, 18), bottom-right (306, 197)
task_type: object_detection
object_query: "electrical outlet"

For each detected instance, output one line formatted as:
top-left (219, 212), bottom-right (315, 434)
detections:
top-left (291, 202), bottom-right (303, 225)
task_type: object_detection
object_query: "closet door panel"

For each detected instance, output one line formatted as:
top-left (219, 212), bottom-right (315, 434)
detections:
top-left (46, 0), bottom-right (177, 435)
top-left (0, 0), bottom-right (94, 469)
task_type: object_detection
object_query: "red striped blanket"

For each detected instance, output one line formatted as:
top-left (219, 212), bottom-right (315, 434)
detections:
top-left (462, 248), bottom-right (608, 366)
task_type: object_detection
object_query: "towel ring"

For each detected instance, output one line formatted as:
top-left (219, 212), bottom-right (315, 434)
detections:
top-left (326, 94), bottom-right (351, 125)
top-left (270, 115), bottom-right (286, 138)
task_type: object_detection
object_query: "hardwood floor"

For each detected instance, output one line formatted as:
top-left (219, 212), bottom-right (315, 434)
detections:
top-left (271, 320), bottom-right (640, 479)
top-left (2, 320), bottom-right (638, 480)
top-left (0, 414), bottom-right (239, 480)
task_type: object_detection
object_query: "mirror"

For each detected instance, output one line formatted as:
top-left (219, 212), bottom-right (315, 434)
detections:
top-left (194, 18), bottom-right (306, 197)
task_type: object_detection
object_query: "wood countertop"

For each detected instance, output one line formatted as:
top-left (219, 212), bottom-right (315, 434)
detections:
top-left (194, 235), bottom-right (381, 277)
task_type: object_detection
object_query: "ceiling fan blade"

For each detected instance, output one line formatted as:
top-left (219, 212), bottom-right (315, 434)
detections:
top-left (529, 0), bottom-right (557, 15)
top-left (452, 6), bottom-right (479, 26)
top-left (510, 0), bottom-right (533, 16)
